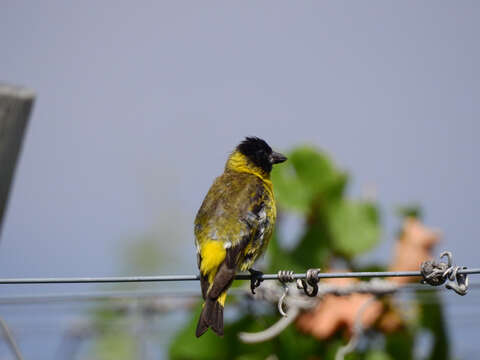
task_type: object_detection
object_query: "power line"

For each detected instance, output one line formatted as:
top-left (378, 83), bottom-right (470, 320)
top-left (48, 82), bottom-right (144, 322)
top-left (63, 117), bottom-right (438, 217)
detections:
top-left (0, 268), bottom-right (479, 285)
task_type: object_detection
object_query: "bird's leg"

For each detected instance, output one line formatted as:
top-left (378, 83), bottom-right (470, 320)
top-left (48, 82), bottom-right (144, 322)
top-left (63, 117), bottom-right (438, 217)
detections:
top-left (248, 268), bottom-right (264, 295)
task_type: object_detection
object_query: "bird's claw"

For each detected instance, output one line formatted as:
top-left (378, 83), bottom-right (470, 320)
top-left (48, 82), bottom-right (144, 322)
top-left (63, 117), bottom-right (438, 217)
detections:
top-left (249, 269), bottom-right (264, 295)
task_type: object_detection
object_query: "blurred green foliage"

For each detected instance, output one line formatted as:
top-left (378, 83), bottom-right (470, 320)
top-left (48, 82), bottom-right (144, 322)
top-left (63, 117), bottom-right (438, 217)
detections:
top-left (169, 145), bottom-right (450, 360)
top-left (86, 205), bottom-right (191, 359)
top-left (90, 308), bottom-right (137, 360)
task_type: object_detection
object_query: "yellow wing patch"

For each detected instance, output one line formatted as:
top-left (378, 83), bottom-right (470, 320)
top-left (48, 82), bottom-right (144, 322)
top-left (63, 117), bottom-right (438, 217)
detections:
top-left (218, 291), bottom-right (227, 306)
top-left (200, 240), bottom-right (226, 282)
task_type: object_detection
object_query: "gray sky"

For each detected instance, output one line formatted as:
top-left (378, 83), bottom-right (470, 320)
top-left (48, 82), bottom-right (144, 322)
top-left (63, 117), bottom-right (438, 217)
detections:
top-left (1, 1), bottom-right (479, 358)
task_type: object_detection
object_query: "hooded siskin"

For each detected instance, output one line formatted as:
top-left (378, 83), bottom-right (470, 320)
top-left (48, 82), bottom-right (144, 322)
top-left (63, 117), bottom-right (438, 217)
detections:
top-left (194, 137), bottom-right (287, 337)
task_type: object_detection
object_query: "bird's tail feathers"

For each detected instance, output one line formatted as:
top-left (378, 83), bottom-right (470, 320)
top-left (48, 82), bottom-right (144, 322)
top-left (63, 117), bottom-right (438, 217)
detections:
top-left (196, 297), bottom-right (224, 337)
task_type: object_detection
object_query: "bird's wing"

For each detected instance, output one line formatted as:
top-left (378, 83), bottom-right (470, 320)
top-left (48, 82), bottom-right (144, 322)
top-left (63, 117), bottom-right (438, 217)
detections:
top-left (195, 172), bottom-right (267, 248)
top-left (195, 172), bottom-right (268, 297)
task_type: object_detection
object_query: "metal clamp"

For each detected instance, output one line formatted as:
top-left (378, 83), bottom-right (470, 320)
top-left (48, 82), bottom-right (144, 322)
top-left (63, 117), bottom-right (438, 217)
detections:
top-left (421, 251), bottom-right (469, 296)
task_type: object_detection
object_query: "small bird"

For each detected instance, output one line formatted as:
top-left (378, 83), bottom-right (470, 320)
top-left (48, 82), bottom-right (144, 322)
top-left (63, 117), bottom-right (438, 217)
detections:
top-left (194, 137), bottom-right (287, 337)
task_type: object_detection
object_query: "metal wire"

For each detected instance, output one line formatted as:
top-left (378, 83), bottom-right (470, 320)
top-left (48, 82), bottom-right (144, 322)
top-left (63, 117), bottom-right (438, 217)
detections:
top-left (0, 268), bottom-right (479, 285)
top-left (1, 284), bottom-right (480, 307)
top-left (0, 289), bottom-right (203, 304)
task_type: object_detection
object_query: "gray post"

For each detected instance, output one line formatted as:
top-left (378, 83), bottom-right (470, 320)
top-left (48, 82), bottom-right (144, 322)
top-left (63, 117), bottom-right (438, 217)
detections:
top-left (0, 84), bottom-right (35, 237)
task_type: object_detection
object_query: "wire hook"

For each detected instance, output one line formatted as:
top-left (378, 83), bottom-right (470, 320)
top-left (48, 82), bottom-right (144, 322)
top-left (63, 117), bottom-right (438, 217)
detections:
top-left (296, 268), bottom-right (320, 297)
top-left (277, 270), bottom-right (294, 317)
top-left (445, 266), bottom-right (469, 296)
top-left (278, 285), bottom-right (289, 317)
top-left (440, 251), bottom-right (453, 267)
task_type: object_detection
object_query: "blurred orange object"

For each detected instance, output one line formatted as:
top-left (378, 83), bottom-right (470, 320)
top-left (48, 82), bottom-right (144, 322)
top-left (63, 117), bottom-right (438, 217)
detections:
top-left (389, 217), bottom-right (441, 284)
top-left (296, 276), bottom-right (383, 339)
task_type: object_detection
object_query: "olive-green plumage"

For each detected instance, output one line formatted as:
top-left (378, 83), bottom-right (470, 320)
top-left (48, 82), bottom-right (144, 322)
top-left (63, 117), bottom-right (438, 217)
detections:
top-left (195, 137), bottom-right (287, 337)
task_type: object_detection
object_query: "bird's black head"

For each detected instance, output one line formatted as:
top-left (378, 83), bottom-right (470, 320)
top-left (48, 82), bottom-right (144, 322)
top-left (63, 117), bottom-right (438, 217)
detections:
top-left (237, 137), bottom-right (287, 173)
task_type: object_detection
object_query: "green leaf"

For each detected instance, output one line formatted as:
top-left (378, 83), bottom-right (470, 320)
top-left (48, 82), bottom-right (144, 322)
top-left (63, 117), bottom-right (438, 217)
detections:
top-left (288, 146), bottom-right (338, 191)
top-left (417, 291), bottom-right (449, 360)
top-left (170, 304), bottom-right (229, 360)
top-left (272, 164), bottom-right (312, 213)
top-left (272, 146), bottom-right (348, 213)
top-left (290, 222), bottom-right (331, 270)
top-left (395, 204), bottom-right (423, 221)
top-left (170, 305), bottom-right (276, 360)
top-left (267, 231), bottom-right (304, 273)
top-left (365, 350), bottom-right (394, 360)
top-left (384, 331), bottom-right (414, 360)
top-left (328, 200), bottom-right (381, 257)
top-left (92, 331), bottom-right (136, 360)
top-left (275, 323), bottom-right (325, 359)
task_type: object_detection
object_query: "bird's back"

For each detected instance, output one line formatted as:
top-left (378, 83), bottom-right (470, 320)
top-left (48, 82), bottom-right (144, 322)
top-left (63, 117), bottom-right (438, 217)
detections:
top-left (195, 170), bottom-right (276, 271)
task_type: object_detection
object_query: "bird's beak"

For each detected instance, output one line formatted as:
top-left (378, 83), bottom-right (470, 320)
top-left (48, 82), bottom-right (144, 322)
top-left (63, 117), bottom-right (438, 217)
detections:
top-left (270, 151), bottom-right (287, 164)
